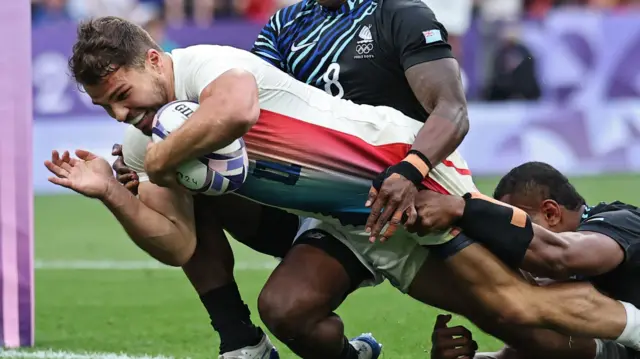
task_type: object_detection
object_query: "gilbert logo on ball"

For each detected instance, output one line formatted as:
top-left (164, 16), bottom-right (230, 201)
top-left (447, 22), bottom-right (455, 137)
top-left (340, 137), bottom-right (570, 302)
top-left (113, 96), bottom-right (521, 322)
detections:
top-left (151, 100), bottom-right (249, 195)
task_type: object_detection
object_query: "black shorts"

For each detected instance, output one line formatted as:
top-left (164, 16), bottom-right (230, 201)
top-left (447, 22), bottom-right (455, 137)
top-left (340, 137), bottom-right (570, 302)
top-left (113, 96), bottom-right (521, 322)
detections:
top-left (428, 232), bottom-right (476, 260)
top-left (231, 205), bottom-right (372, 292)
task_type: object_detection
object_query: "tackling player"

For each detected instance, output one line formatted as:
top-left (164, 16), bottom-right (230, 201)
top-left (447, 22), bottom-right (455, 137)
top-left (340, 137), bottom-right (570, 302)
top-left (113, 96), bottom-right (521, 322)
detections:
top-left (407, 162), bottom-right (640, 358)
top-left (48, 17), bottom-right (640, 356)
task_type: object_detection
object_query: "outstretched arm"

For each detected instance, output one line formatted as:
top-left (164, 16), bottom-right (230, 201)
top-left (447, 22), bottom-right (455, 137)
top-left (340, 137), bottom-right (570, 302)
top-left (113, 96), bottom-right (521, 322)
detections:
top-left (45, 149), bottom-right (196, 266)
top-left (103, 180), bottom-right (197, 266)
top-left (523, 228), bottom-right (624, 279)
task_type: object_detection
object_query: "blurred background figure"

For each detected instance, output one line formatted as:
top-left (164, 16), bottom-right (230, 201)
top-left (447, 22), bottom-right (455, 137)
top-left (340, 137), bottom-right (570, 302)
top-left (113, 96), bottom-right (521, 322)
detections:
top-left (143, 15), bottom-right (179, 51)
top-left (421, 0), bottom-right (473, 62)
top-left (483, 25), bottom-right (541, 101)
top-left (164, 0), bottom-right (215, 27)
top-left (31, 0), bottom-right (71, 27)
top-left (66, 0), bottom-right (158, 24)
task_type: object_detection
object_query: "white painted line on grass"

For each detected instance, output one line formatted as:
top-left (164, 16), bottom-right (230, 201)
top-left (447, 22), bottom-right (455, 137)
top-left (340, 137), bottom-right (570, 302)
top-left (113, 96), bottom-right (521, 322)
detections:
top-left (0, 349), bottom-right (182, 359)
top-left (34, 260), bottom-right (277, 271)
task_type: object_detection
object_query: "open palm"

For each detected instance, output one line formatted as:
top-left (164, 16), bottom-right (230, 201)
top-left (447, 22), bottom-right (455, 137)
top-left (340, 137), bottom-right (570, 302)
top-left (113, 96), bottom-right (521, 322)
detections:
top-left (44, 149), bottom-right (115, 199)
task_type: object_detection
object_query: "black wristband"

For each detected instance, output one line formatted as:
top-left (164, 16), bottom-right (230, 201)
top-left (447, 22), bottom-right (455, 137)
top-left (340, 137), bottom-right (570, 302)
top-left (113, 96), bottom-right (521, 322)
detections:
top-left (454, 193), bottom-right (534, 269)
top-left (407, 150), bottom-right (433, 171)
top-left (393, 161), bottom-right (425, 187)
top-left (371, 161), bottom-right (425, 191)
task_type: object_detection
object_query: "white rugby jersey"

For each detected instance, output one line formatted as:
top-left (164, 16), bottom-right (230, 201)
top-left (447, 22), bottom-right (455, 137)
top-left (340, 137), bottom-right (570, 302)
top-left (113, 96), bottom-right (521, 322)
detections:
top-left (124, 45), bottom-right (473, 227)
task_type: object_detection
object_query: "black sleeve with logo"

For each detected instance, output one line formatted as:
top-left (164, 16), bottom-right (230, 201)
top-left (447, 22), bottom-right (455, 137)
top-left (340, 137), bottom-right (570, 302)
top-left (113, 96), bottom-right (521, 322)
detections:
top-left (380, 0), bottom-right (453, 71)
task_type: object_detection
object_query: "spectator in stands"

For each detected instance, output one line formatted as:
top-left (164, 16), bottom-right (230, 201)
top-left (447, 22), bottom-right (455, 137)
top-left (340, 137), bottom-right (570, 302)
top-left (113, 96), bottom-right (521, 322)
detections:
top-left (484, 25), bottom-right (541, 101)
top-left (421, 0), bottom-right (473, 61)
top-left (144, 16), bottom-right (179, 52)
top-left (32, 0), bottom-right (71, 27)
top-left (66, 0), bottom-right (157, 25)
top-left (165, 0), bottom-right (216, 27)
top-left (233, 0), bottom-right (276, 24)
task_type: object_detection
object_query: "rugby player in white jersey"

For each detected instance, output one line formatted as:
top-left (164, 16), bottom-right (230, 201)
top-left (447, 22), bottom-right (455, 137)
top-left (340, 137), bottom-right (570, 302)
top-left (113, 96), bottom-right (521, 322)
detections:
top-left (45, 17), bottom-right (640, 357)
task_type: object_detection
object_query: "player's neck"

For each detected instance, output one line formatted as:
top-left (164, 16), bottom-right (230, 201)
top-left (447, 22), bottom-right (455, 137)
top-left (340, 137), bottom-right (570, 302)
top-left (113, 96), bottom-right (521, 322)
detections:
top-left (566, 205), bottom-right (586, 231)
top-left (162, 52), bottom-right (177, 102)
top-left (317, 0), bottom-right (346, 10)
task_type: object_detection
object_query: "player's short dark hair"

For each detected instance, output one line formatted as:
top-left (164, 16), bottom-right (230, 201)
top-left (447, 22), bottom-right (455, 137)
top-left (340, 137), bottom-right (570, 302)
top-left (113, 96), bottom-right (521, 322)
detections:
top-left (493, 161), bottom-right (586, 210)
top-left (68, 16), bottom-right (161, 86)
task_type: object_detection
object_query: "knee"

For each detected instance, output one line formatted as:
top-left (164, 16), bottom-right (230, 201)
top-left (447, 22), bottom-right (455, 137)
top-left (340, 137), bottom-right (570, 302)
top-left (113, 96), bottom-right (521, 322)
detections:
top-left (258, 286), bottom-right (322, 341)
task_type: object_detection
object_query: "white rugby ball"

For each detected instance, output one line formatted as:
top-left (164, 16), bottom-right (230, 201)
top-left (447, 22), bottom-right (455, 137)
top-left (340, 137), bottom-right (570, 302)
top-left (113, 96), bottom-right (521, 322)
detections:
top-left (151, 100), bottom-right (249, 195)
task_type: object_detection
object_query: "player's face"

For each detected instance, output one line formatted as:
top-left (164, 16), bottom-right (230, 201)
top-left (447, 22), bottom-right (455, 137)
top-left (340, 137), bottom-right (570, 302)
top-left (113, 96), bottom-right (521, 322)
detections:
top-left (84, 51), bottom-right (170, 136)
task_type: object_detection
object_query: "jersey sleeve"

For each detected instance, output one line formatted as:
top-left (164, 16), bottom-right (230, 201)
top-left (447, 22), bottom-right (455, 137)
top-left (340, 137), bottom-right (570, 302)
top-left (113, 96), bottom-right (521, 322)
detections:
top-left (122, 125), bottom-right (152, 183)
top-left (250, 11), bottom-right (286, 71)
top-left (578, 210), bottom-right (640, 267)
top-left (383, 0), bottom-right (453, 71)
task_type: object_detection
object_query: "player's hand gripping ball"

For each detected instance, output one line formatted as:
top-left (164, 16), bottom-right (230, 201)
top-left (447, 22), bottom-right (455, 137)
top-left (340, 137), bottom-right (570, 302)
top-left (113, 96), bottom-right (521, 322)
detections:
top-left (151, 100), bottom-right (249, 195)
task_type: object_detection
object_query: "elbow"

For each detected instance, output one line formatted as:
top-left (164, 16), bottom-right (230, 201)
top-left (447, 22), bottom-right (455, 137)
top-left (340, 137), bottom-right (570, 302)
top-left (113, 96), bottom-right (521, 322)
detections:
top-left (455, 103), bottom-right (470, 140)
top-left (235, 96), bottom-right (260, 135)
top-left (437, 97), bottom-right (469, 141)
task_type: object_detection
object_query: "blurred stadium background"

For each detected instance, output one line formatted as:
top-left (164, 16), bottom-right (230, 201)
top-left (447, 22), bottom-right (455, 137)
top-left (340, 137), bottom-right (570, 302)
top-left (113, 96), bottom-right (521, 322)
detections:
top-left (16, 0), bottom-right (640, 358)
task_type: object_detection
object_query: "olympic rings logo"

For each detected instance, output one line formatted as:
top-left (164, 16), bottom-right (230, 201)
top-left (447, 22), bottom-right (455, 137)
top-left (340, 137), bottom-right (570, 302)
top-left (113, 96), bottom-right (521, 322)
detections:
top-left (356, 43), bottom-right (374, 55)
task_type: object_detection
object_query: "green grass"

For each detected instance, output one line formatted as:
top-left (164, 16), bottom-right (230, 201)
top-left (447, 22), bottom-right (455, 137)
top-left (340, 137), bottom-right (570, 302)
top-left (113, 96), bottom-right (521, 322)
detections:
top-left (24, 174), bottom-right (640, 358)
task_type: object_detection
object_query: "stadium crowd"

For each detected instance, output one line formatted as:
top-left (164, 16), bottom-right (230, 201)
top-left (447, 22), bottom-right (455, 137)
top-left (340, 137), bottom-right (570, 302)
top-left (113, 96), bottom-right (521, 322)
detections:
top-left (31, 0), bottom-right (640, 28)
top-left (30, 0), bottom-right (640, 103)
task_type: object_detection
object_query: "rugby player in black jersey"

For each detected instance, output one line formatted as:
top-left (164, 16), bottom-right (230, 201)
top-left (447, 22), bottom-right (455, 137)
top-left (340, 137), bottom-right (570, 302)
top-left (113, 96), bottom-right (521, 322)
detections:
top-left (111, 0), bottom-right (469, 358)
top-left (422, 162), bottom-right (640, 359)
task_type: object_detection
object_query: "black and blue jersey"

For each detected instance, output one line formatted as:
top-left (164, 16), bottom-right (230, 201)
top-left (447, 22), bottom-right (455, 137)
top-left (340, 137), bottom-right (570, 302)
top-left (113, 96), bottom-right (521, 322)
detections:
top-left (250, 0), bottom-right (453, 121)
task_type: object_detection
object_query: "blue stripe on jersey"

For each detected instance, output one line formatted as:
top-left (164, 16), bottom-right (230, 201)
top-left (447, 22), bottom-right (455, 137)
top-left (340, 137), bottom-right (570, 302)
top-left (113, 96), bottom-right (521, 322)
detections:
top-left (306, 3), bottom-right (377, 82)
top-left (274, 0), bottom-right (377, 85)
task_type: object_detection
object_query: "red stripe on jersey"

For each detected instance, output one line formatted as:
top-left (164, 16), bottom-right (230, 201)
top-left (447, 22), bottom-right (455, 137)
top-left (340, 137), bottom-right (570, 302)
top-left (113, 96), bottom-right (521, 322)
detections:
top-left (245, 110), bottom-right (450, 194)
top-left (441, 159), bottom-right (472, 176)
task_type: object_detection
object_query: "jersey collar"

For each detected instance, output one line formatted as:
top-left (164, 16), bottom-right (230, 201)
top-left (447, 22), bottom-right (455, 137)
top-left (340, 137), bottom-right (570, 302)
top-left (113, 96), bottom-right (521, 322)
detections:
top-left (581, 204), bottom-right (592, 222)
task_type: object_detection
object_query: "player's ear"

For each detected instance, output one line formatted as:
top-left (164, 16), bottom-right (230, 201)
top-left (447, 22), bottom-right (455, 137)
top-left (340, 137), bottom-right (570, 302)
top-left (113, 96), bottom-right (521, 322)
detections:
top-left (540, 199), bottom-right (562, 227)
top-left (146, 49), bottom-right (162, 71)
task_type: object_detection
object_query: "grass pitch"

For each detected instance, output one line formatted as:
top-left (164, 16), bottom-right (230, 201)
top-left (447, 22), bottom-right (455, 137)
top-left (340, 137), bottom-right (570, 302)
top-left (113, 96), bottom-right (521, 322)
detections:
top-left (17, 174), bottom-right (640, 358)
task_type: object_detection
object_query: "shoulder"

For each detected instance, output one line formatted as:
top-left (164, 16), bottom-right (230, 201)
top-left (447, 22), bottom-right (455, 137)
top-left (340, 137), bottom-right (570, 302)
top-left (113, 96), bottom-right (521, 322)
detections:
top-left (173, 45), bottom-right (265, 77)
top-left (172, 45), bottom-right (242, 62)
top-left (579, 204), bottom-right (640, 246)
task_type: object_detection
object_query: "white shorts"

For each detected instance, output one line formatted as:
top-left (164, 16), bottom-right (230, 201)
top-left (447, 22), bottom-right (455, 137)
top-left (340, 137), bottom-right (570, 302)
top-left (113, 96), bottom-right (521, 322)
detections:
top-left (294, 150), bottom-right (477, 293)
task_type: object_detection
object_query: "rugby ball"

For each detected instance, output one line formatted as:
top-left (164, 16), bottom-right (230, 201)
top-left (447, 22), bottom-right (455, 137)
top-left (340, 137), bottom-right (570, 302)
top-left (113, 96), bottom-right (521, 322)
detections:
top-left (151, 100), bottom-right (249, 195)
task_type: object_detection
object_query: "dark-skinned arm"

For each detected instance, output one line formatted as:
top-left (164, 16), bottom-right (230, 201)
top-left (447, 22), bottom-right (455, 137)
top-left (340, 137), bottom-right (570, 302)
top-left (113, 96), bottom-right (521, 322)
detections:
top-left (409, 191), bottom-right (627, 278)
top-left (523, 228), bottom-right (624, 279)
top-left (525, 209), bottom-right (639, 279)
top-left (362, 1), bottom-right (469, 241)
top-left (389, 0), bottom-right (469, 169)
top-left (405, 59), bottom-right (468, 168)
